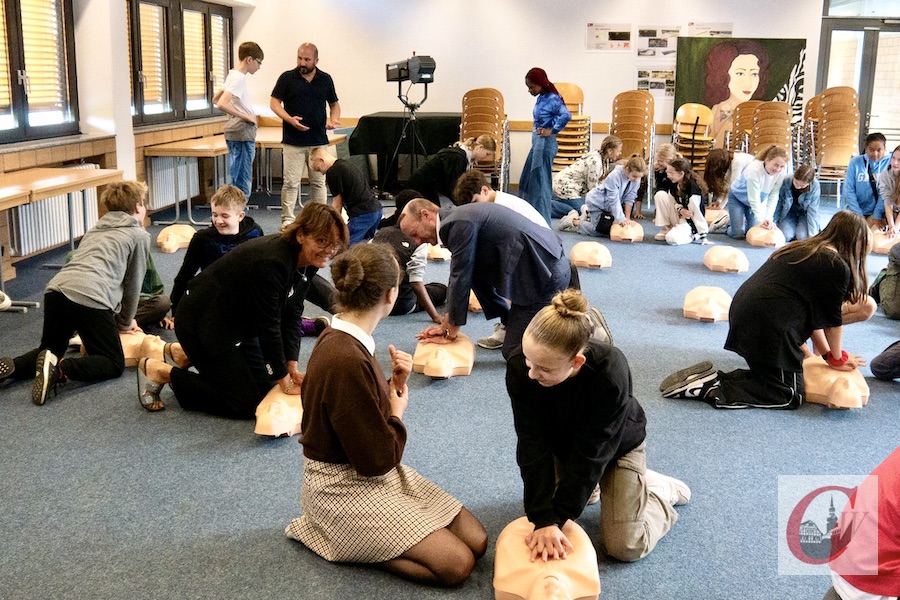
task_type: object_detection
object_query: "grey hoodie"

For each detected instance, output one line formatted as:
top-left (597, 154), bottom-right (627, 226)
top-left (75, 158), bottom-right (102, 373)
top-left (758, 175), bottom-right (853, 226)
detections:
top-left (47, 211), bottom-right (150, 329)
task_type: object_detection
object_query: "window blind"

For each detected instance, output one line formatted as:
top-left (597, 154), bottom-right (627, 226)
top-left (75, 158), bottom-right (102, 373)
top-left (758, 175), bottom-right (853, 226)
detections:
top-left (21, 0), bottom-right (68, 113)
top-left (139, 2), bottom-right (169, 113)
top-left (182, 9), bottom-right (207, 108)
top-left (210, 13), bottom-right (228, 90)
top-left (0, 3), bottom-right (11, 115)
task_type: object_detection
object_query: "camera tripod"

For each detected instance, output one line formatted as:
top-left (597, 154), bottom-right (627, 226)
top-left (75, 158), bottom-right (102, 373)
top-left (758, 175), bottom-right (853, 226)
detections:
top-left (381, 82), bottom-right (430, 195)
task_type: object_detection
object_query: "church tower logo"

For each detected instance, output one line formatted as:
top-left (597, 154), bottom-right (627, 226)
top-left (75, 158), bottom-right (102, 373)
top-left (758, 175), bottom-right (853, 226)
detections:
top-left (778, 475), bottom-right (878, 576)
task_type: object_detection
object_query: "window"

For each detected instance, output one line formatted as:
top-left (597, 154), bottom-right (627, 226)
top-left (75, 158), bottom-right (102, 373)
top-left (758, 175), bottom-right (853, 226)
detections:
top-left (127, 0), bottom-right (232, 125)
top-left (0, 0), bottom-right (79, 143)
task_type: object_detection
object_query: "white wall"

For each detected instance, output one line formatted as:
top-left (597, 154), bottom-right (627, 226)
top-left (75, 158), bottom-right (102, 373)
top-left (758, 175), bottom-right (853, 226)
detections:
top-left (232, 0), bottom-right (824, 184)
top-left (74, 0), bottom-right (135, 176)
top-left (71, 0), bottom-right (826, 182)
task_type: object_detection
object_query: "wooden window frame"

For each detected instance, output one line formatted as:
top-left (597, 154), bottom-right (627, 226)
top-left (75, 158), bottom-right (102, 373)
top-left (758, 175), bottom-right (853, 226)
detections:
top-left (0, 0), bottom-right (80, 144)
top-left (128, 0), bottom-right (232, 126)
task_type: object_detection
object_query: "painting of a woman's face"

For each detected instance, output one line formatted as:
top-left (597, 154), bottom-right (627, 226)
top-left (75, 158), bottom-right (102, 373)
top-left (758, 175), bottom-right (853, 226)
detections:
top-left (727, 54), bottom-right (761, 103)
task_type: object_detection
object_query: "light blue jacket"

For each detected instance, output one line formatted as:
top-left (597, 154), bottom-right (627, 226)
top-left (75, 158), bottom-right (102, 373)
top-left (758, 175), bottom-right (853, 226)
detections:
top-left (584, 165), bottom-right (639, 224)
top-left (532, 93), bottom-right (571, 134)
top-left (842, 154), bottom-right (890, 218)
top-left (775, 177), bottom-right (821, 236)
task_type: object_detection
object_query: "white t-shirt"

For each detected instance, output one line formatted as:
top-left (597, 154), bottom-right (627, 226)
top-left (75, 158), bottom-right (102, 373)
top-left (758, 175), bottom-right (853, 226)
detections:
top-left (493, 191), bottom-right (550, 229)
top-left (222, 69), bottom-right (254, 120)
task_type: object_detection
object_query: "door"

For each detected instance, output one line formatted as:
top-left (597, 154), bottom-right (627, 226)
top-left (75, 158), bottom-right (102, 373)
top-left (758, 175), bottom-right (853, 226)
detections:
top-left (818, 18), bottom-right (900, 150)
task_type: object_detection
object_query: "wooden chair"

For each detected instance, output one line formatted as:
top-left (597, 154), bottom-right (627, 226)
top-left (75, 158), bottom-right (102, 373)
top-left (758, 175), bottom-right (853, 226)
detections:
top-left (552, 83), bottom-right (592, 172)
top-left (728, 101), bottom-right (762, 153)
top-left (673, 103), bottom-right (714, 171)
top-left (461, 87), bottom-right (509, 190)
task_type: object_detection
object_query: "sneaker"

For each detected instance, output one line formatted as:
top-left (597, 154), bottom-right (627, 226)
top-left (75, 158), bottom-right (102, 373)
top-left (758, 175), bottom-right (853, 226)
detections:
top-left (477, 323), bottom-right (506, 350)
top-left (0, 356), bottom-right (15, 383)
top-left (662, 370), bottom-right (720, 400)
top-left (281, 218), bottom-right (294, 231)
top-left (587, 483), bottom-right (601, 506)
top-left (654, 226), bottom-right (671, 241)
top-left (313, 316), bottom-right (330, 335)
top-left (646, 469), bottom-right (691, 506)
top-left (586, 307), bottom-right (613, 345)
top-left (709, 213), bottom-right (730, 233)
top-left (32, 350), bottom-right (62, 405)
top-left (0, 291), bottom-right (10, 311)
top-left (659, 361), bottom-right (714, 392)
top-left (556, 210), bottom-right (579, 232)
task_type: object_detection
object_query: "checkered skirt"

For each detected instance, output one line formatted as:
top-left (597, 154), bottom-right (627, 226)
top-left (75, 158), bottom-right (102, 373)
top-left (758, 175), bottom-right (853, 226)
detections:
top-left (285, 459), bottom-right (463, 563)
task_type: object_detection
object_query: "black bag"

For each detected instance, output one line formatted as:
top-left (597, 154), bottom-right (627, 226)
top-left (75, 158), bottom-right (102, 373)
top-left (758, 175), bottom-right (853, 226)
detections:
top-left (593, 211), bottom-right (615, 237)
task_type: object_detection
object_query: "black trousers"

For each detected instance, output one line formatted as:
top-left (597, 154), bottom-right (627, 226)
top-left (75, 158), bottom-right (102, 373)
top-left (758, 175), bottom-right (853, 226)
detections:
top-left (135, 295), bottom-right (171, 330)
top-left (391, 283), bottom-right (448, 316)
top-left (711, 362), bottom-right (804, 409)
top-left (169, 324), bottom-right (272, 420)
top-left (13, 291), bottom-right (125, 382)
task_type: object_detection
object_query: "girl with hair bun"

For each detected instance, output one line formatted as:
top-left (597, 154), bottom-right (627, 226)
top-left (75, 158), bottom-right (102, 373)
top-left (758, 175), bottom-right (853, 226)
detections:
top-left (286, 243), bottom-right (487, 586)
top-left (506, 289), bottom-right (690, 564)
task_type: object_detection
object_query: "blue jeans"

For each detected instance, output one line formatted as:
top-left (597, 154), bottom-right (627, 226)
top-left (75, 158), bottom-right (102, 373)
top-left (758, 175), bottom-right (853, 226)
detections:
top-left (551, 196), bottom-right (584, 219)
top-left (726, 192), bottom-right (755, 239)
top-left (519, 132), bottom-right (557, 226)
top-left (226, 140), bottom-right (256, 199)
top-left (348, 208), bottom-right (383, 245)
top-left (778, 212), bottom-right (809, 241)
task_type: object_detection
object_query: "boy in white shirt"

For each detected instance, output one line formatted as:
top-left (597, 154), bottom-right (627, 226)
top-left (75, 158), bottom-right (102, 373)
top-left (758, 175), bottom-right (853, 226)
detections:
top-left (214, 41), bottom-right (264, 199)
top-left (452, 169), bottom-right (549, 229)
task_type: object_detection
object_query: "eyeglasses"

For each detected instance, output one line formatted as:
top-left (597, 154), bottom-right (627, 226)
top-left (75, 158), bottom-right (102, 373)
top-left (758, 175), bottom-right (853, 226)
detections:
top-left (313, 237), bottom-right (340, 253)
top-left (253, 58), bottom-right (263, 66)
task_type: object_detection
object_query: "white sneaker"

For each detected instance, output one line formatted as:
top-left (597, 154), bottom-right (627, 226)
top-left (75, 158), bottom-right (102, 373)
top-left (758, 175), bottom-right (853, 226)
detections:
top-left (587, 483), bottom-right (601, 505)
top-left (709, 213), bottom-right (730, 233)
top-left (556, 210), bottom-right (579, 232)
top-left (586, 307), bottom-right (613, 345)
top-left (646, 469), bottom-right (691, 506)
top-left (477, 323), bottom-right (506, 349)
top-left (280, 218), bottom-right (294, 231)
top-left (654, 226), bottom-right (671, 241)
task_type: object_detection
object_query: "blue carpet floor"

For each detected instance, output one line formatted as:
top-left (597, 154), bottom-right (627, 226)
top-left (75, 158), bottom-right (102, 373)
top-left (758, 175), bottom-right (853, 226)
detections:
top-left (0, 191), bottom-right (897, 600)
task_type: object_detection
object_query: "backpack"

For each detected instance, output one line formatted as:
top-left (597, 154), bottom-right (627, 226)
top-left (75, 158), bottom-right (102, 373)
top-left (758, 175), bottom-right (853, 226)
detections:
top-left (876, 244), bottom-right (900, 319)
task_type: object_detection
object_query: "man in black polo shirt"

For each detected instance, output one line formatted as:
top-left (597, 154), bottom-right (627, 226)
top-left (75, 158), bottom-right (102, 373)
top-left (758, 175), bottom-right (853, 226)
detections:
top-left (270, 42), bottom-right (341, 230)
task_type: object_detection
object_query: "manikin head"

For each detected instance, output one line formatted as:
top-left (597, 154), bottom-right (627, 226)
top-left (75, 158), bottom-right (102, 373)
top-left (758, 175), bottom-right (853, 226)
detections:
top-left (683, 286), bottom-right (732, 322)
top-left (746, 225), bottom-right (786, 248)
top-left (157, 223), bottom-right (197, 253)
top-left (610, 221), bottom-right (644, 242)
top-left (412, 333), bottom-right (475, 379)
top-left (255, 387), bottom-right (303, 437)
top-left (525, 575), bottom-right (574, 600)
top-left (802, 355), bottom-right (870, 409)
top-left (569, 241), bottom-right (612, 269)
top-left (703, 246), bottom-right (749, 273)
top-left (872, 230), bottom-right (900, 255)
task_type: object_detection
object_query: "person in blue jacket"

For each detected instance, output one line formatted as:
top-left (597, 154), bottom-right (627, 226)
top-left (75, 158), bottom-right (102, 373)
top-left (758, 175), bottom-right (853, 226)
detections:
top-left (519, 67), bottom-right (571, 225)
top-left (775, 164), bottom-right (821, 241)
top-left (842, 132), bottom-right (889, 226)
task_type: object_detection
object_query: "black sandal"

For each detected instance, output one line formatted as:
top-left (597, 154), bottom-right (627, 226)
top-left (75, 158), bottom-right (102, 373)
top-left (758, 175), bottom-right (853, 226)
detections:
top-left (0, 356), bottom-right (15, 383)
top-left (137, 357), bottom-right (165, 412)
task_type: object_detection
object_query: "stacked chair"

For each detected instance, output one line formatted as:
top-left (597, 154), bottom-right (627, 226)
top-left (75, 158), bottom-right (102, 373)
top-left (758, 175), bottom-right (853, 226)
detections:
top-left (726, 100), bottom-right (762, 153)
top-left (610, 90), bottom-right (655, 161)
top-left (461, 87), bottom-right (510, 191)
top-left (672, 103), bottom-right (714, 173)
top-left (748, 101), bottom-right (792, 156)
top-left (815, 86), bottom-right (860, 202)
top-left (798, 93), bottom-right (823, 167)
top-left (552, 82), bottom-right (591, 173)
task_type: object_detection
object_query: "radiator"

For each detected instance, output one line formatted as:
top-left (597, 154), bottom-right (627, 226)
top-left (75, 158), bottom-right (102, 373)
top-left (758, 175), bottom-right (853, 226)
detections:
top-left (147, 156), bottom-right (201, 210)
top-left (8, 163), bottom-right (100, 257)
